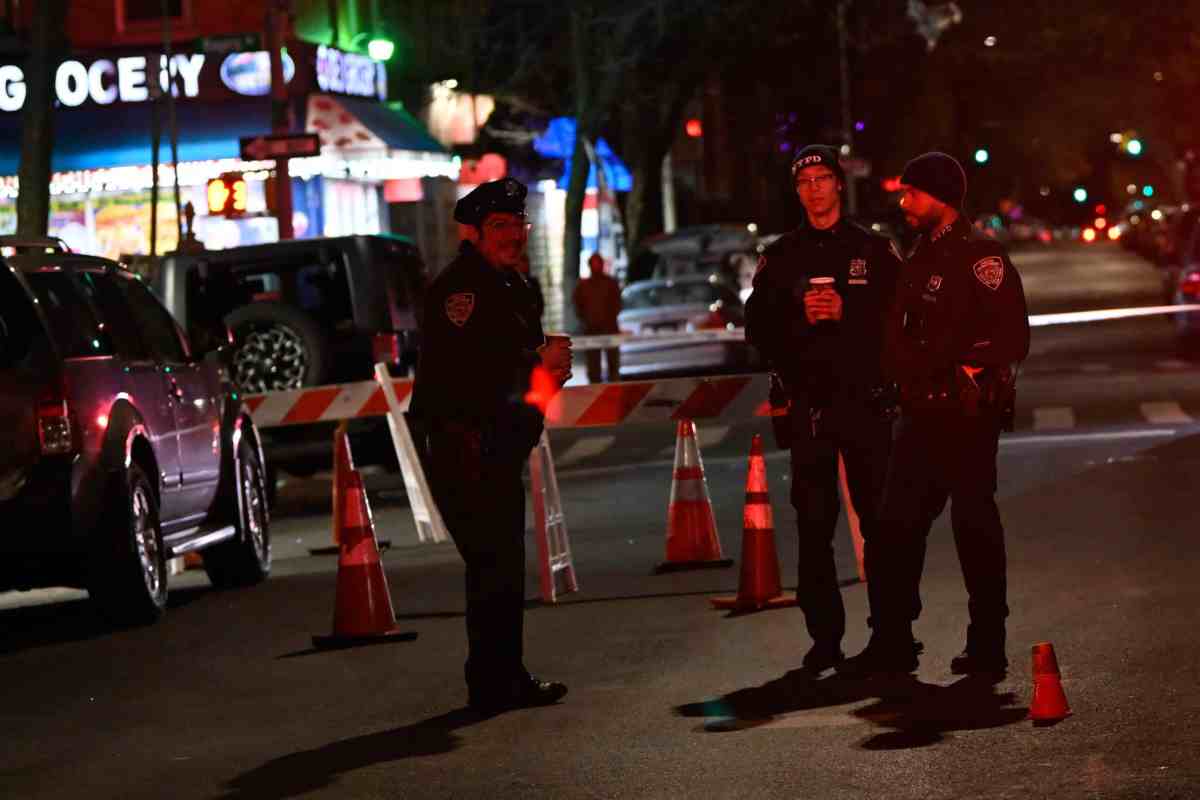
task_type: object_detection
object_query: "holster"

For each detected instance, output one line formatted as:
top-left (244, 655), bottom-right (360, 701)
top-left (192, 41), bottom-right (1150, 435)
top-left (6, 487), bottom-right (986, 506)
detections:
top-left (767, 371), bottom-right (792, 450)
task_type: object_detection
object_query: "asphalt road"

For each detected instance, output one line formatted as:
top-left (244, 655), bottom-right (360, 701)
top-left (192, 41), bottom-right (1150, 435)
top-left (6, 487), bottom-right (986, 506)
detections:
top-left (4, 242), bottom-right (1200, 799)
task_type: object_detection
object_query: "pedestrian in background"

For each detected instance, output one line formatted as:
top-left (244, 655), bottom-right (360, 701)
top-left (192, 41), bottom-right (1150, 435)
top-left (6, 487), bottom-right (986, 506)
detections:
top-left (839, 152), bottom-right (1029, 678)
top-left (573, 252), bottom-right (623, 383)
top-left (410, 178), bottom-right (573, 713)
top-left (745, 144), bottom-right (903, 674)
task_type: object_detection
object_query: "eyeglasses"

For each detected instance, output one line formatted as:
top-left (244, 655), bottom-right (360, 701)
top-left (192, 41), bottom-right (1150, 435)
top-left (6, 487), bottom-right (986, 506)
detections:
top-left (483, 219), bottom-right (532, 234)
top-left (795, 174), bottom-right (836, 190)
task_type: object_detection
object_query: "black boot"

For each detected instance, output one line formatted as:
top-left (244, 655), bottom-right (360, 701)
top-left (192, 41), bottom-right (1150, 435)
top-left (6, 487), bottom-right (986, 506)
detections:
top-left (836, 632), bottom-right (922, 677)
top-left (950, 625), bottom-right (1007, 676)
top-left (802, 641), bottom-right (845, 674)
top-left (470, 675), bottom-right (568, 714)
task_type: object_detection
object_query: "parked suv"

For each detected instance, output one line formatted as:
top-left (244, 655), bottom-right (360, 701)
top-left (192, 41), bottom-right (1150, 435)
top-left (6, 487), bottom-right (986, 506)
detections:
top-left (0, 240), bottom-right (270, 625)
top-left (157, 235), bottom-right (427, 477)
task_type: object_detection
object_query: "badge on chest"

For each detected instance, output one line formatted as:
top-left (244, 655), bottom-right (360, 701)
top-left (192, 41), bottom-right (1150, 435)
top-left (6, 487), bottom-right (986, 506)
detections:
top-left (848, 258), bottom-right (868, 285)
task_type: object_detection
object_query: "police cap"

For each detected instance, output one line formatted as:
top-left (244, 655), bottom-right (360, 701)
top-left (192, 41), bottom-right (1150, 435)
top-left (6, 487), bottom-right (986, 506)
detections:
top-left (790, 144), bottom-right (845, 184)
top-left (454, 178), bottom-right (528, 226)
top-left (901, 152), bottom-right (967, 209)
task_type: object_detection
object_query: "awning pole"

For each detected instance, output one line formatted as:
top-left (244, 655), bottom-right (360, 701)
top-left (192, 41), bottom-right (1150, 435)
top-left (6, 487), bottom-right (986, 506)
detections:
top-left (267, 0), bottom-right (295, 240)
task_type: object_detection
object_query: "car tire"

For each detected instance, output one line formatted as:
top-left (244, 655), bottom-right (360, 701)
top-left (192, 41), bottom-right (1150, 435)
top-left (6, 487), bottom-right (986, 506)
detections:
top-left (224, 302), bottom-right (331, 392)
top-left (203, 438), bottom-right (271, 589)
top-left (87, 461), bottom-right (168, 626)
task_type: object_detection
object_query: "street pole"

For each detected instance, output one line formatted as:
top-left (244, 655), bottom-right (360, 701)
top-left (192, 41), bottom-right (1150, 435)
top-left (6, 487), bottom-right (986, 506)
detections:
top-left (836, 0), bottom-right (858, 216)
top-left (163, 0), bottom-right (182, 245)
top-left (266, 0), bottom-right (294, 240)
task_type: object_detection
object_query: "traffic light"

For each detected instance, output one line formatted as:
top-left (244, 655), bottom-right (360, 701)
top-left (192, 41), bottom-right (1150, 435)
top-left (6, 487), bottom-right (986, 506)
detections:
top-left (206, 172), bottom-right (248, 218)
top-left (1125, 138), bottom-right (1143, 156)
top-left (1143, 185), bottom-right (1155, 198)
top-left (1073, 187), bottom-right (1088, 203)
top-left (973, 148), bottom-right (989, 164)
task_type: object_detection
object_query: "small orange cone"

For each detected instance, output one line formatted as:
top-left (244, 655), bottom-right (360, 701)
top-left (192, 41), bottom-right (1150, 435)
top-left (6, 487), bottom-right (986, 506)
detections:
top-left (312, 434), bottom-right (416, 649)
top-left (711, 435), bottom-right (797, 611)
top-left (1028, 642), bottom-right (1071, 723)
top-left (654, 420), bottom-right (733, 573)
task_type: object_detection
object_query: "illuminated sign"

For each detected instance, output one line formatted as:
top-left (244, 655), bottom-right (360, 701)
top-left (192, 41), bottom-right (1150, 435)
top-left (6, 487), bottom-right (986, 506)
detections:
top-left (207, 172), bottom-right (248, 217)
top-left (0, 54), bottom-right (206, 112)
top-left (219, 51), bottom-right (295, 97)
top-left (316, 46), bottom-right (386, 100)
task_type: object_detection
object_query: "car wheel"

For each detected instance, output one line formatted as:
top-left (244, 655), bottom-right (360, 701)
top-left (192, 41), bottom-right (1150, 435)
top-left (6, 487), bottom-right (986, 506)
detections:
top-left (203, 438), bottom-right (272, 589)
top-left (224, 302), bottom-right (331, 393)
top-left (87, 461), bottom-right (168, 626)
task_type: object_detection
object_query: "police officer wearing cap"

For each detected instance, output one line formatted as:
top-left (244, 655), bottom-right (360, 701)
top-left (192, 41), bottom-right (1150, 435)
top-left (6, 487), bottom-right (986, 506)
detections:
top-left (411, 177), bottom-right (572, 713)
top-left (839, 152), bottom-right (1030, 677)
top-left (745, 144), bottom-right (903, 674)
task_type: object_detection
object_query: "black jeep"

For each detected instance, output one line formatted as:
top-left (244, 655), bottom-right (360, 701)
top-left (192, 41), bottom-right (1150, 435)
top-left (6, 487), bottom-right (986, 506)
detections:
top-left (158, 235), bottom-right (426, 478)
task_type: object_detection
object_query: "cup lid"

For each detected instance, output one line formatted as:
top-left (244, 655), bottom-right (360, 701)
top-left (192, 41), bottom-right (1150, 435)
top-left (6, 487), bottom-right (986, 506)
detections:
top-left (809, 276), bottom-right (835, 285)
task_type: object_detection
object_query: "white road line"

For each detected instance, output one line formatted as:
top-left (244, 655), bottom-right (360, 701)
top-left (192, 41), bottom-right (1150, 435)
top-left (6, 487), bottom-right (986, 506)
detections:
top-left (1156, 359), bottom-right (1192, 371)
top-left (555, 435), bottom-right (617, 466)
top-left (1080, 363), bottom-right (1114, 373)
top-left (1001, 428), bottom-right (1177, 447)
top-left (1033, 406), bottom-right (1076, 430)
top-left (1140, 401), bottom-right (1194, 424)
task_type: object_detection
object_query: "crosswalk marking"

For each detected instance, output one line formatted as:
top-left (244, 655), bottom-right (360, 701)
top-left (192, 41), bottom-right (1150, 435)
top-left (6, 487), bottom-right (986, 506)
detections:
top-left (1140, 401), bottom-right (1193, 424)
top-left (1033, 406), bottom-right (1076, 430)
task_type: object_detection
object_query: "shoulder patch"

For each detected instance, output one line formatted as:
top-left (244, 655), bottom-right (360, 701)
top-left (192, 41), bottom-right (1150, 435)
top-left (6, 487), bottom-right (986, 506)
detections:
top-left (445, 292), bottom-right (475, 326)
top-left (973, 256), bottom-right (1004, 290)
top-left (888, 239), bottom-right (904, 262)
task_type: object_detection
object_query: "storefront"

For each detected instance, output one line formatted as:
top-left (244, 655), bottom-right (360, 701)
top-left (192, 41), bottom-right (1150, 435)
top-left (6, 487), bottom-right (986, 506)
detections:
top-left (0, 42), bottom-right (457, 259)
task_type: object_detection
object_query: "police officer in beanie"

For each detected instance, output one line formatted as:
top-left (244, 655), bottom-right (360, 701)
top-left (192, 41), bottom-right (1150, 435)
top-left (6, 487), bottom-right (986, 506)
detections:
top-left (411, 177), bottom-right (572, 713)
top-left (839, 152), bottom-right (1029, 677)
top-left (745, 144), bottom-right (903, 674)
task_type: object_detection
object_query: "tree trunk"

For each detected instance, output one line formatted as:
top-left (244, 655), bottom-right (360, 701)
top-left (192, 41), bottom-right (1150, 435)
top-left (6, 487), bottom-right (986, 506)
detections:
top-left (562, 128), bottom-right (590, 332)
top-left (17, 0), bottom-right (66, 237)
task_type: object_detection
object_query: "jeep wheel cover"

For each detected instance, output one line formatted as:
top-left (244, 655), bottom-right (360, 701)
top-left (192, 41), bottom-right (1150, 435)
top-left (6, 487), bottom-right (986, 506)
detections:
top-left (232, 323), bottom-right (308, 392)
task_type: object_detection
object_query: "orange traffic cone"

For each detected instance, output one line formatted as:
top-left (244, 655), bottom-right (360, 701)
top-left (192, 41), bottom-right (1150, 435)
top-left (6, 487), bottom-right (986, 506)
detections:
top-left (309, 422), bottom-right (390, 556)
top-left (654, 420), bottom-right (733, 573)
top-left (312, 450), bottom-right (416, 649)
top-left (711, 435), bottom-right (797, 611)
top-left (1028, 641), bottom-right (1071, 723)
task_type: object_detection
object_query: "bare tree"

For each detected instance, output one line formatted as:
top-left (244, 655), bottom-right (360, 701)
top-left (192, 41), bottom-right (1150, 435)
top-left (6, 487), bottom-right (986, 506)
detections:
top-left (17, 0), bottom-right (68, 237)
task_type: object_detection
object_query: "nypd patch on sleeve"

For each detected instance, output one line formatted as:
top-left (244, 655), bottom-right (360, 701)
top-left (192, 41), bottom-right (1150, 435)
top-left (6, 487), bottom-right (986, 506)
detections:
top-left (445, 292), bottom-right (475, 326)
top-left (972, 256), bottom-right (1004, 290)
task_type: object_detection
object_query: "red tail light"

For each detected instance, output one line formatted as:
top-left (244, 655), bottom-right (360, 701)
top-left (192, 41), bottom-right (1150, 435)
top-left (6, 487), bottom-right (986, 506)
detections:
top-left (1181, 272), bottom-right (1200, 298)
top-left (372, 332), bottom-right (402, 366)
top-left (697, 307), bottom-right (728, 330)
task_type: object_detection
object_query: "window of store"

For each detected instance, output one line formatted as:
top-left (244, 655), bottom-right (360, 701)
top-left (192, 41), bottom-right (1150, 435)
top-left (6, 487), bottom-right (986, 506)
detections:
top-left (118, 0), bottom-right (190, 30)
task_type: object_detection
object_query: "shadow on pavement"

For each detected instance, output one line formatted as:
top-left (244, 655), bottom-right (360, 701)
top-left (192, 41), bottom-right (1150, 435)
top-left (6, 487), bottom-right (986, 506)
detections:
top-left (852, 675), bottom-right (1027, 749)
top-left (0, 585), bottom-right (210, 655)
top-left (675, 669), bottom-right (878, 731)
top-left (217, 708), bottom-right (480, 800)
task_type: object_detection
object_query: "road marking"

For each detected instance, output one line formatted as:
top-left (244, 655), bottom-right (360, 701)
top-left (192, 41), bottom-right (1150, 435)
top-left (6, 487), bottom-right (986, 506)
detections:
top-left (556, 435), bottom-right (617, 466)
top-left (1033, 406), bottom-right (1075, 430)
top-left (1140, 401), bottom-right (1193, 424)
top-left (1156, 359), bottom-right (1192, 371)
top-left (1080, 363), bottom-right (1114, 373)
top-left (1001, 428), bottom-right (1178, 447)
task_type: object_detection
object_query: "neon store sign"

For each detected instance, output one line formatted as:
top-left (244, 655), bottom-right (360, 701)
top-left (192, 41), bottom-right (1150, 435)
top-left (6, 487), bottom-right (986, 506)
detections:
top-left (0, 54), bottom-right (207, 111)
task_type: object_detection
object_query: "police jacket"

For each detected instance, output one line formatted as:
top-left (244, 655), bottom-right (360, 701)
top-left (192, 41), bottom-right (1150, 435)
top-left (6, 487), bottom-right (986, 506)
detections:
top-left (745, 218), bottom-right (901, 407)
top-left (410, 241), bottom-right (546, 457)
top-left (883, 215), bottom-right (1030, 410)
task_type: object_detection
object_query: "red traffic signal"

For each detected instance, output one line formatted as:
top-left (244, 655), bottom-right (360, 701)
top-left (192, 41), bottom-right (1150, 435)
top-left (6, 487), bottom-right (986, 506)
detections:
top-left (206, 172), bottom-right (249, 218)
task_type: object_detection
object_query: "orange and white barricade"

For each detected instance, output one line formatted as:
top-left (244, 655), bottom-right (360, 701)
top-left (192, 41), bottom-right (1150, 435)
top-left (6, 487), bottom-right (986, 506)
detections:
top-left (529, 430), bottom-right (578, 603)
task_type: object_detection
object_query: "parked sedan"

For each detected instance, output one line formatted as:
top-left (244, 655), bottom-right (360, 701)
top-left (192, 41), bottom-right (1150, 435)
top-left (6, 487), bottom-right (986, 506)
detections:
top-left (616, 275), bottom-right (759, 377)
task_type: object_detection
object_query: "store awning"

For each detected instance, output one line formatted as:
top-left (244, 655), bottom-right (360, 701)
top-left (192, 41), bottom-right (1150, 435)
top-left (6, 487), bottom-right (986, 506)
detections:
top-left (0, 99), bottom-right (273, 175)
top-left (306, 94), bottom-right (447, 155)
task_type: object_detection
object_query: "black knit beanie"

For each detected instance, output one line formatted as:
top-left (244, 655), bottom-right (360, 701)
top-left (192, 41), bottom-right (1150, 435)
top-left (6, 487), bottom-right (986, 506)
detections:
top-left (900, 152), bottom-right (967, 209)
top-left (791, 144), bottom-right (846, 184)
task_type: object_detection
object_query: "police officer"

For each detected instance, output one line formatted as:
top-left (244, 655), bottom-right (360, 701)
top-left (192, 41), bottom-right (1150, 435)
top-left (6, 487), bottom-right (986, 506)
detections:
top-left (410, 178), bottom-right (573, 713)
top-left (840, 152), bottom-right (1030, 677)
top-left (745, 144), bottom-right (902, 674)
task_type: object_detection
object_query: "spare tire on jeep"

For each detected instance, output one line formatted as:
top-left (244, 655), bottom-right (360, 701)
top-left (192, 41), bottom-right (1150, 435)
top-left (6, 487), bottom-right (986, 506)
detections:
top-left (224, 302), bottom-right (331, 392)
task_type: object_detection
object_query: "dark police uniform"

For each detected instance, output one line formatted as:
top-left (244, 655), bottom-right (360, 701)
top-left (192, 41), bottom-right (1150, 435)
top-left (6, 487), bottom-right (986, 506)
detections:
top-left (410, 179), bottom-right (563, 711)
top-left (745, 218), bottom-right (901, 657)
top-left (874, 214), bottom-right (1030, 670)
